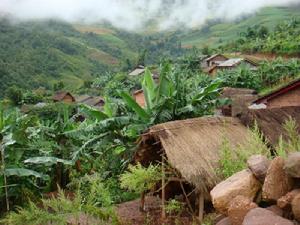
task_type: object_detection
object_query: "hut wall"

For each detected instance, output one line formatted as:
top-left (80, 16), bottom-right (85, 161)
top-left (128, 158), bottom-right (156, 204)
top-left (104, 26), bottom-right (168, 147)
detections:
top-left (134, 92), bottom-right (146, 108)
top-left (267, 88), bottom-right (300, 108)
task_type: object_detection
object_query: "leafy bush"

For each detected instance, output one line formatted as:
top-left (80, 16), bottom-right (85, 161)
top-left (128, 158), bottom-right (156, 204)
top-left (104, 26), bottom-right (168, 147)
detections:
top-left (120, 163), bottom-right (161, 194)
top-left (0, 188), bottom-right (119, 225)
top-left (218, 123), bottom-right (270, 178)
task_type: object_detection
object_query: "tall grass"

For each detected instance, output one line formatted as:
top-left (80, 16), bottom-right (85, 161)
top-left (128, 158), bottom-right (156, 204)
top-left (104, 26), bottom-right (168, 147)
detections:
top-left (218, 122), bottom-right (270, 178)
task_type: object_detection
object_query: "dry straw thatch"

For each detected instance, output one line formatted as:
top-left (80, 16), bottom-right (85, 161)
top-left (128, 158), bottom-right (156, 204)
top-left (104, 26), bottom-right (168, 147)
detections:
top-left (135, 116), bottom-right (250, 193)
top-left (241, 106), bottom-right (300, 146)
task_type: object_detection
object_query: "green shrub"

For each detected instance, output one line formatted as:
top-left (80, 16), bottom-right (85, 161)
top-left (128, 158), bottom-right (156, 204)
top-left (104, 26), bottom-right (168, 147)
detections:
top-left (0, 188), bottom-right (119, 225)
top-left (218, 123), bottom-right (270, 178)
top-left (120, 163), bottom-right (161, 194)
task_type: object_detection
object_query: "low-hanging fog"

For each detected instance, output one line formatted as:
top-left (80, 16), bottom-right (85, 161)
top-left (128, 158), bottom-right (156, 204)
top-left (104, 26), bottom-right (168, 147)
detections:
top-left (0, 0), bottom-right (299, 30)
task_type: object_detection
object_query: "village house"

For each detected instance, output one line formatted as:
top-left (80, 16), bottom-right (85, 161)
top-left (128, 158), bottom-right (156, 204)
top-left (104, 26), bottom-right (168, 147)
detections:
top-left (250, 78), bottom-right (300, 109)
top-left (52, 91), bottom-right (75, 103)
top-left (207, 58), bottom-right (258, 76)
top-left (75, 95), bottom-right (105, 109)
top-left (204, 54), bottom-right (228, 68)
top-left (135, 116), bottom-right (250, 221)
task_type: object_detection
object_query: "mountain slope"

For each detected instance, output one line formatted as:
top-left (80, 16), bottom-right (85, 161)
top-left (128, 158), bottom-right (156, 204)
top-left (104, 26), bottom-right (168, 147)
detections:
top-left (180, 6), bottom-right (300, 48)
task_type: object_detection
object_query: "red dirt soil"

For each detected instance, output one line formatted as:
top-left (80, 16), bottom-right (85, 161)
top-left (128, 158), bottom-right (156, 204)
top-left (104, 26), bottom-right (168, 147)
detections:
top-left (116, 196), bottom-right (194, 225)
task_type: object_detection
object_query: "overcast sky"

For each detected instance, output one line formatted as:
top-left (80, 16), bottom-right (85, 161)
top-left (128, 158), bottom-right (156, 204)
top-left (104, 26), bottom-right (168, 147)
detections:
top-left (0, 0), bottom-right (299, 30)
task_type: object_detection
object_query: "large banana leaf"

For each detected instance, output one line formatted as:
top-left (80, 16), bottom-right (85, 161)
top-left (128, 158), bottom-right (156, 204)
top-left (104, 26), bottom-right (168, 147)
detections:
top-left (79, 104), bottom-right (109, 121)
top-left (155, 63), bottom-right (174, 104)
top-left (4, 168), bottom-right (49, 180)
top-left (119, 91), bottom-right (150, 122)
top-left (142, 68), bottom-right (156, 110)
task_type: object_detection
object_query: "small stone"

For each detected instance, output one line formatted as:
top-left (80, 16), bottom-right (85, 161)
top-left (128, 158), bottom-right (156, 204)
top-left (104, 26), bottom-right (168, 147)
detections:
top-left (292, 193), bottom-right (300, 222)
top-left (266, 205), bottom-right (283, 217)
top-left (216, 217), bottom-right (232, 225)
top-left (285, 152), bottom-right (300, 178)
top-left (228, 196), bottom-right (257, 225)
top-left (210, 169), bottom-right (261, 214)
top-left (277, 189), bottom-right (300, 209)
top-left (242, 208), bottom-right (294, 225)
top-left (262, 157), bottom-right (294, 202)
top-left (247, 155), bottom-right (270, 182)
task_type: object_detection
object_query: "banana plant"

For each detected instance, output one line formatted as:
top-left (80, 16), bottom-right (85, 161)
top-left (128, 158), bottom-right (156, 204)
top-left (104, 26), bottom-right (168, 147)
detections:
top-left (120, 62), bottom-right (222, 125)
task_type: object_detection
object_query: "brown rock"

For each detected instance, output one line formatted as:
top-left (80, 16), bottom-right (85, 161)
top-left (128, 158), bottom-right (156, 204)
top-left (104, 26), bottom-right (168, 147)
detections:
top-left (285, 152), bottom-right (300, 178)
top-left (228, 196), bottom-right (257, 225)
top-left (247, 155), bottom-right (270, 182)
top-left (262, 157), bottom-right (294, 202)
top-left (216, 217), bottom-right (231, 225)
top-left (292, 193), bottom-right (300, 222)
top-left (277, 189), bottom-right (300, 209)
top-left (210, 169), bottom-right (261, 214)
top-left (242, 208), bottom-right (294, 225)
top-left (266, 205), bottom-right (283, 217)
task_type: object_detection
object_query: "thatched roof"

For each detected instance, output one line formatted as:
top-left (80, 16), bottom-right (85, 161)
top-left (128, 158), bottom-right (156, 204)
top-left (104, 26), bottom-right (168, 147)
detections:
top-left (240, 106), bottom-right (300, 146)
top-left (53, 91), bottom-right (75, 102)
top-left (135, 116), bottom-right (250, 192)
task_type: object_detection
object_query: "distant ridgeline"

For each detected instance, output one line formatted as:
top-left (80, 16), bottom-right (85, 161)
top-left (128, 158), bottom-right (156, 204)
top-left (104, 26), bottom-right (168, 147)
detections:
top-left (0, 18), bottom-right (185, 96)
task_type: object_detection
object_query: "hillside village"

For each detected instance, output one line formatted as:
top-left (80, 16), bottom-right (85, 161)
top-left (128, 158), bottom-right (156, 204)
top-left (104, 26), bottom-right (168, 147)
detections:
top-left (5, 51), bottom-right (300, 224)
top-left (1, 4), bottom-right (300, 225)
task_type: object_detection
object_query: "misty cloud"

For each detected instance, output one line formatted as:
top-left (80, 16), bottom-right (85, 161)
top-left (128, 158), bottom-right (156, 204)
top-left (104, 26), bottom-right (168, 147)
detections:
top-left (0, 0), bottom-right (299, 30)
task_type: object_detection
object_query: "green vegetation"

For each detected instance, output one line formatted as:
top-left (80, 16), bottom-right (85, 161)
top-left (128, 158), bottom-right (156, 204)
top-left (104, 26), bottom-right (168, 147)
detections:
top-left (223, 19), bottom-right (300, 55)
top-left (219, 123), bottom-right (270, 178)
top-left (276, 118), bottom-right (300, 158)
top-left (180, 6), bottom-right (300, 48)
top-left (217, 58), bottom-right (300, 92)
top-left (0, 19), bottom-right (186, 96)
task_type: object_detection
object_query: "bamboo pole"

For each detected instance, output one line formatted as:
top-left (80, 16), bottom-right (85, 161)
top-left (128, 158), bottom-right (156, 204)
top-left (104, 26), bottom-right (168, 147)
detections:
top-left (198, 191), bottom-right (204, 223)
top-left (161, 155), bottom-right (166, 219)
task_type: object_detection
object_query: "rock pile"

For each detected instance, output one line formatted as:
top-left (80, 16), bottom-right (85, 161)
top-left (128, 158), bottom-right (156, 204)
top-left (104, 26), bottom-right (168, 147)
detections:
top-left (210, 153), bottom-right (300, 225)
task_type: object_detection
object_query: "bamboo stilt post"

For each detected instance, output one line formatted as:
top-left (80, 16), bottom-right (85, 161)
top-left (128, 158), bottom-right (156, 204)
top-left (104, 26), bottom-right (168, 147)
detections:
top-left (1, 145), bottom-right (9, 211)
top-left (161, 154), bottom-right (166, 219)
top-left (198, 191), bottom-right (204, 223)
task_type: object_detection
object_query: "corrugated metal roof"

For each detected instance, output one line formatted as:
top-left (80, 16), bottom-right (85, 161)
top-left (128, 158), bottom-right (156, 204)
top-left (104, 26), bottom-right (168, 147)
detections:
top-left (218, 58), bottom-right (243, 67)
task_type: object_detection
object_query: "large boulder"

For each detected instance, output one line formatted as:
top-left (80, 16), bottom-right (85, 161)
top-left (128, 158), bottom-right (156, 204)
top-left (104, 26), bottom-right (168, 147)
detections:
top-left (242, 208), bottom-right (294, 225)
top-left (262, 157), bottom-right (294, 202)
top-left (247, 155), bottom-right (270, 182)
top-left (285, 152), bottom-right (300, 178)
top-left (210, 169), bottom-right (261, 214)
top-left (292, 193), bottom-right (300, 222)
top-left (228, 196), bottom-right (257, 225)
top-left (277, 189), bottom-right (300, 209)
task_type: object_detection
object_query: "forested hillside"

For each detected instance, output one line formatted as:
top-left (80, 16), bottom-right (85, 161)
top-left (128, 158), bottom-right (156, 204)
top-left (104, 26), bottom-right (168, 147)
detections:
top-left (0, 19), bottom-right (185, 95)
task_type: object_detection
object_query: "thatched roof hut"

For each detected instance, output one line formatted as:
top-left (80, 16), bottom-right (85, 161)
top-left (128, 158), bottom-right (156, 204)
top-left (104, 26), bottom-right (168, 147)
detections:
top-left (135, 116), bottom-right (250, 193)
top-left (240, 106), bottom-right (300, 146)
